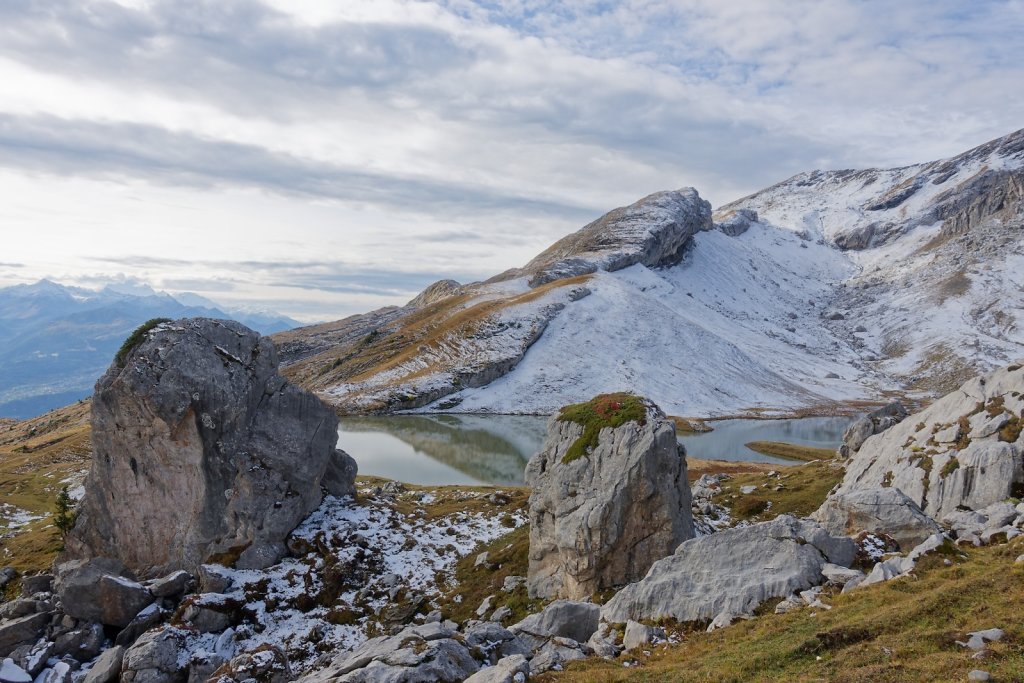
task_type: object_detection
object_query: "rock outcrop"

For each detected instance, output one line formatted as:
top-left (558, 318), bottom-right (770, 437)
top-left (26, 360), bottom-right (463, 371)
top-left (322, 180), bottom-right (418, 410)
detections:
top-left (713, 208), bottom-right (758, 237)
top-left (517, 188), bottom-right (713, 287)
top-left (811, 487), bottom-right (942, 550)
top-left (601, 515), bottom-right (856, 624)
top-left (525, 394), bottom-right (694, 600)
top-left (821, 362), bottom-right (1023, 522)
top-left (65, 318), bottom-right (357, 577)
top-left (838, 402), bottom-right (908, 457)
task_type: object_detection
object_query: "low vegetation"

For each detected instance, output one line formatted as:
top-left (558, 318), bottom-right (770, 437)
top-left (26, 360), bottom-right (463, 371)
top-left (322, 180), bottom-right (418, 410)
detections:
top-left (720, 459), bottom-right (845, 523)
top-left (115, 317), bottom-right (171, 367)
top-left (0, 401), bottom-right (92, 573)
top-left (557, 393), bottom-right (648, 463)
top-left (544, 539), bottom-right (1024, 682)
top-left (744, 441), bottom-right (835, 462)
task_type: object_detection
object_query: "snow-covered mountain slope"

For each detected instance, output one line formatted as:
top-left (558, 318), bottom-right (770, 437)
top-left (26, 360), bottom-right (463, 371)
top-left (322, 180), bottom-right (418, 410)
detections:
top-left (280, 128), bottom-right (1024, 417)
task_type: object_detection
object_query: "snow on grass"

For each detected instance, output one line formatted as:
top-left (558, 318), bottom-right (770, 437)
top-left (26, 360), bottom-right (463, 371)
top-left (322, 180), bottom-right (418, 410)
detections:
top-left (0, 503), bottom-right (45, 531)
top-left (177, 494), bottom-right (526, 671)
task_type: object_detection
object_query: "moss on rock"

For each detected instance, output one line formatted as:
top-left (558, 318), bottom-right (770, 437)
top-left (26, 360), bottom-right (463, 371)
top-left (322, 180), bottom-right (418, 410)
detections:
top-left (557, 393), bottom-right (648, 463)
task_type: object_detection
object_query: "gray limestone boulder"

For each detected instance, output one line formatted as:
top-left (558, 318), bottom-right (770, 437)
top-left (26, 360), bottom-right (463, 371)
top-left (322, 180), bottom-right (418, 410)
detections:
top-left (839, 402), bottom-right (908, 457)
top-left (821, 363), bottom-right (1024, 521)
top-left (526, 397), bottom-right (694, 600)
top-left (601, 515), bottom-right (855, 624)
top-left (463, 655), bottom-right (528, 683)
top-left (0, 614), bottom-right (51, 658)
top-left (83, 645), bottom-right (125, 683)
top-left (297, 623), bottom-right (479, 683)
top-left (54, 559), bottom-right (153, 628)
top-left (714, 208), bottom-right (758, 237)
top-left (120, 629), bottom-right (186, 683)
top-left (509, 600), bottom-right (600, 649)
top-left (64, 318), bottom-right (357, 577)
top-left (811, 487), bottom-right (942, 549)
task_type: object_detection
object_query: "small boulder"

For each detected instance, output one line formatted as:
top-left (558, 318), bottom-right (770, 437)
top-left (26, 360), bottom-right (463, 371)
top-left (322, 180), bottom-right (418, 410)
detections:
top-left (509, 600), bottom-right (600, 649)
top-left (18, 576), bottom-right (52, 598)
top-left (120, 629), bottom-right (185, 683)
top-left (0, 614), bottom-right (52, 658)
top-left (463, 655), bottom-right (529, 683)
top-left (622, 621), bottom-right (663, 650)
top-left (147, 571), bottom-right (192, 599)
top-left (83, 645), bottom-right (126, 683)
top-left (0, 659), bottom-right (31, 683)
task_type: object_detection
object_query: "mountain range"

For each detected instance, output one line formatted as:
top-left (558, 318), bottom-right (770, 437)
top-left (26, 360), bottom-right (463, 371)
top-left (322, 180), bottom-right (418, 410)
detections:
top-left (0, 280), bottom-right (300, 418)
top-left (275, 128), bottom-right (1024, 417)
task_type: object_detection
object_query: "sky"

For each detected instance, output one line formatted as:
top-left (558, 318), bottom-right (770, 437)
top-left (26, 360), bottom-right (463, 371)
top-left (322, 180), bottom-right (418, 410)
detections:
top-left (1, 0), bottom-right (1022, 323)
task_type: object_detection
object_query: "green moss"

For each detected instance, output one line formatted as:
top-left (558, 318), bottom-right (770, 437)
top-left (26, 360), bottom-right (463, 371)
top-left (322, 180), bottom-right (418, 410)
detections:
top-left (941, 457), bottom-right (960, 478)
top-left (557, 393), bottom-right (648, 464)
top-left (115, 318), bottom-right (171, 367)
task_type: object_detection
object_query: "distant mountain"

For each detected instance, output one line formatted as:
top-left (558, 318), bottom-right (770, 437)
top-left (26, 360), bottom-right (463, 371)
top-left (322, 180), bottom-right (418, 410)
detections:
top-left (0, 281), bottom-right (301, 418)
top-left (277, 128), bottom-right (1024, 417)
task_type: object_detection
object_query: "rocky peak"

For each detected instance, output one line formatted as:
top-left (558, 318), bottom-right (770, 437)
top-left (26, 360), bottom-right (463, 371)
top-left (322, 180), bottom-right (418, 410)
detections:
top-left (406, 279), bottom-right (462, 309)
top-left (65, 317), bottom-right (356, 577)
top-left (512, 187), bottom-right (712, 287)
top-left (720, 127), bottom-right (1024, 250)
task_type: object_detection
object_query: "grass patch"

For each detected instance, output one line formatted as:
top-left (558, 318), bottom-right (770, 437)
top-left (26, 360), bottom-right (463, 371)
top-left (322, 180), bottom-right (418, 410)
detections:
top-left (557, 393), bottom-right (648, 464)
top-left (940, 457), bottom-right (960, 478)
top-left (542, 539), bottom-right (1024, 682)
top-left (721, 460), bottom-right (844, 523)
top-left (744, 441), bottom-right (835, 462)
top-left (115, 318), bottom-right (171, 367)
top-left (1000, 413), bottom-right (1023, 443)
top-left (0, 402), bottom-right (92, 573)
top-left (439, 524), bottom-right (541, 624)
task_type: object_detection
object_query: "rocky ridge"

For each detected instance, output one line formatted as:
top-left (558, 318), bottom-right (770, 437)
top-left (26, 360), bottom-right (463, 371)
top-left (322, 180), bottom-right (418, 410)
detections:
top-left (277, 127), bottom-right (1024, 417)
top-left (820, 362), bottom-right (1024, 522)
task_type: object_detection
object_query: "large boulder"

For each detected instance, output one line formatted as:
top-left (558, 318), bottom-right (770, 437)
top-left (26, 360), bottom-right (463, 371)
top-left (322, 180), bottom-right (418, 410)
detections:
top-left (54, 559), bottom-right (153, 628)
top-left (65, 318), bottom-right (357, 577)
top-left (811, 487), bottom-right (942, 550)
top-left (601, 515), bottom-right (856, 624)
top-left (821, 363), bottom-right (1024, 521)
top-left (525, 394), bottom-right (694, 600)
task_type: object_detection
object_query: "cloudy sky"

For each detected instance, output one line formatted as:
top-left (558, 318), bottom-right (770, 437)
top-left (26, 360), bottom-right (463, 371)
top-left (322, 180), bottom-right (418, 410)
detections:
top-left (1, 0), bottom-right (1022, 322)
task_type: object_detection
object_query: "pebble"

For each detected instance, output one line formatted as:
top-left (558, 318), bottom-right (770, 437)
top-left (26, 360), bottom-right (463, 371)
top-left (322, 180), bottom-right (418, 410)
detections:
top-left (967, 670), bottom-right (990, 681)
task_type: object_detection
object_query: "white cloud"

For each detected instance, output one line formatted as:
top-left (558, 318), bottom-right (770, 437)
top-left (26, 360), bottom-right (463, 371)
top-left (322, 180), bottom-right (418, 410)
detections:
top-left (0, 0), bottom-right (1021, 320)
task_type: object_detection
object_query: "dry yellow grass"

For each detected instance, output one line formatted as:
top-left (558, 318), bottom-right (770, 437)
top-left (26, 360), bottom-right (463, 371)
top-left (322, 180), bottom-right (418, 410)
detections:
top-left (0, 401), bottom-right (92, 574)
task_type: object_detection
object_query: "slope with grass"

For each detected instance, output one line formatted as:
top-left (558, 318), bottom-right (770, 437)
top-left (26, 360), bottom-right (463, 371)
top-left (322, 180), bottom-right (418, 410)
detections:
top-left (0, 400), bottom-right (92, 575)
top-left (281, 128), bottom-right (1024, 418)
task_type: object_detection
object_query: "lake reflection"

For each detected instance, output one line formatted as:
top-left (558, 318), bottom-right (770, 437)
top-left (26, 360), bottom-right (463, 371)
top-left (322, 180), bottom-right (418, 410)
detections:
top-left (338, 414), bottom-right (548, 486)
top-left (678, 416), bottom-right (851, 465)
top-left (338, 414), bottom-right (853, 485)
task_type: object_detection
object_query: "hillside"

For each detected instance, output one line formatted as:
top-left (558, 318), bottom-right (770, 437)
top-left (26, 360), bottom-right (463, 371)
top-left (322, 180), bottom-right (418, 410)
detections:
top-left (277, 128), bottom-right (1024, 416)
top-left (0, 281), bottom-right (300, 418)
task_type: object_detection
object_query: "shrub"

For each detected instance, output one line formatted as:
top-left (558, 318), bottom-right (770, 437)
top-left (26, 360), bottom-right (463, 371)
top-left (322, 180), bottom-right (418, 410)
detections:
top-left (115, 318), bottom-right (171, 367)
